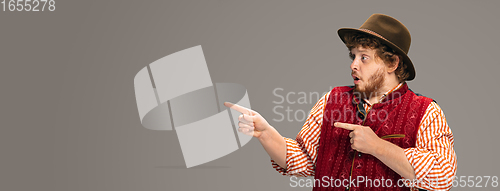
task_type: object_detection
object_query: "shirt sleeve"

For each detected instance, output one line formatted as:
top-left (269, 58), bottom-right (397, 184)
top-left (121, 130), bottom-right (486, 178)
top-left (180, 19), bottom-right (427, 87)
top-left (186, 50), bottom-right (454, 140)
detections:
top-left (270, 92), bottom-right (330, 177)
top-left (403, 101), bottom-right (457, 190)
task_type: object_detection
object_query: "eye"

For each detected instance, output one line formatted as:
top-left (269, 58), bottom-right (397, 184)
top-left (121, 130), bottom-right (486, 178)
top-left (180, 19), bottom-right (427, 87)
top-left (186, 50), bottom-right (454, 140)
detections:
top-left (362, 56), bottom-right (368, 60)
top-left (349, 53), bottom-right (355, 60)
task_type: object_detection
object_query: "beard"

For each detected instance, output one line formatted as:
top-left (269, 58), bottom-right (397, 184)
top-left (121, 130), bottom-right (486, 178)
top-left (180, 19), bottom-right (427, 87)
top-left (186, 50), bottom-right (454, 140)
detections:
top-left (353, 68), bottom-right (385, 99)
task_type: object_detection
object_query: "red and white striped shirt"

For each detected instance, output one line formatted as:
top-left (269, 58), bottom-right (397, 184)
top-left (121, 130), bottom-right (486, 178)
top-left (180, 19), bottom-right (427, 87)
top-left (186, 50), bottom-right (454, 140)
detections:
top-left (271, 83), bottom-right (457, 190)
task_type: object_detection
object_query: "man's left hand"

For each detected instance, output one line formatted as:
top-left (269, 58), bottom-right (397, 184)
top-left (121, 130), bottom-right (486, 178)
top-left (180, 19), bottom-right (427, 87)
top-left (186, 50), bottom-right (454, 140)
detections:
top-left (334, 122), bottom-right (383, 155)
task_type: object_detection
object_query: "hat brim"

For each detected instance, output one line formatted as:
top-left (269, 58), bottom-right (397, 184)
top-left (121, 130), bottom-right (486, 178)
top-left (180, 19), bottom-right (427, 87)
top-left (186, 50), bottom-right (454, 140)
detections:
top-left (337, 28), bottom-right (415, 81)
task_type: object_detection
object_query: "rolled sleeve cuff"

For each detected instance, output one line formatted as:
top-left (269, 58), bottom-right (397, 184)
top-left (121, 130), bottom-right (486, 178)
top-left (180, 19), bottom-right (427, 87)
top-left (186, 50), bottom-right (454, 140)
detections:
top-left (271, 137), bottom-right (294, 175)
top-left (271, 137), bottom-right (311, 176)
top-left (403, 148), bottom-right (439, 189)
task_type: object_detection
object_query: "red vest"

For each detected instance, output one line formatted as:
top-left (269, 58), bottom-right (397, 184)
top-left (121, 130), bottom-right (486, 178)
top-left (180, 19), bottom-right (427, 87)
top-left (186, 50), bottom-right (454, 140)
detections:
top-left (313, 83), bottom-right (432, 191)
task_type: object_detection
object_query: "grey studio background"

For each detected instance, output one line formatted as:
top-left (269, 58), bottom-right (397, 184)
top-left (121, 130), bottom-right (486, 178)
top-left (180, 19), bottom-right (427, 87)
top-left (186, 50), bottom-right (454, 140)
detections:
top-left (1, 0), bottom-right (498, 191)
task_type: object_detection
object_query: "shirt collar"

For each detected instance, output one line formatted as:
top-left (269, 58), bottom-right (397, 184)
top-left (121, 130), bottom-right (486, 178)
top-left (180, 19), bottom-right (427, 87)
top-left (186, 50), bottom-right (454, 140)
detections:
top-left (363, 83), bottom-right (404, 106)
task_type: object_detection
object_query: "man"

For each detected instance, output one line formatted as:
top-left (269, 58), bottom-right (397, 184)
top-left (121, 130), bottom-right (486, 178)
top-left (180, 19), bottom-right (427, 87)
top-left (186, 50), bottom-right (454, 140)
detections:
top-left (225, 14), bottom-right (456, 191)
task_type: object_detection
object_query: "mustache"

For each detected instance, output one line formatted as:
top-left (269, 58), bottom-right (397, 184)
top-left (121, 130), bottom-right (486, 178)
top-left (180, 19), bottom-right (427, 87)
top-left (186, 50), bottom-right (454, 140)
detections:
top-left (351, 71), bottom-right (360, 78)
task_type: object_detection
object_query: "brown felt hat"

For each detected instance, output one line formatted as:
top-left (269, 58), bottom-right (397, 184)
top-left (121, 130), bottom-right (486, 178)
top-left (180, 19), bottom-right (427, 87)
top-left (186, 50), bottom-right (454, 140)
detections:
top-left (338, 14), bottom-right (415, 81)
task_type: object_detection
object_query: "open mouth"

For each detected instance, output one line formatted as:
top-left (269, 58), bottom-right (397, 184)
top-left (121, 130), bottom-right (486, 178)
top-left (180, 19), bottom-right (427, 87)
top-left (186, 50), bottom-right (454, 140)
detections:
top-left (353, 75), bottom-right (360, 84)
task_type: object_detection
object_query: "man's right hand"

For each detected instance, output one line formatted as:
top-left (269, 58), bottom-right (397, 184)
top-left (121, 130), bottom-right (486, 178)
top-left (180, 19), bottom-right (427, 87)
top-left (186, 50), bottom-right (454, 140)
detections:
top-left (224, 102), bottom-right (272, 139)
top-left (224, 102), bottom-right (287, 169)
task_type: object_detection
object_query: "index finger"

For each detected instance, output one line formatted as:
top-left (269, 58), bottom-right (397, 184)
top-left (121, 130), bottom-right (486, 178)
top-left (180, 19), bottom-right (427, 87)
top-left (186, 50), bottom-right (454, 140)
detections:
top-left (334, 122), bottom-right (356, 131)
top-left (224, 102), bottom-right (252, 115)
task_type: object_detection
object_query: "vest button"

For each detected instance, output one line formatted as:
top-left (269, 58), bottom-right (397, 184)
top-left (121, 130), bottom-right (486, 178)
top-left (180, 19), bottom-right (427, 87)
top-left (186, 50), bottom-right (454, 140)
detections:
top-left (358, 152), bottom-right (362, 157)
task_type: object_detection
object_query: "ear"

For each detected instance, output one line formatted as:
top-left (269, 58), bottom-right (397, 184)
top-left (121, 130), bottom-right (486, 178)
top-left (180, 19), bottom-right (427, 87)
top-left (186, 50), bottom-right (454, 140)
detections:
top-left (387, 55), bottom-right (400, 73)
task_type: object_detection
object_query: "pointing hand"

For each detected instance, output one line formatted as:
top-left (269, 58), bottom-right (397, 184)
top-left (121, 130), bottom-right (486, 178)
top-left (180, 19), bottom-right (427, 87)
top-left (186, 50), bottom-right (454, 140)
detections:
top-left (224, 102), bottom-right (272, 138)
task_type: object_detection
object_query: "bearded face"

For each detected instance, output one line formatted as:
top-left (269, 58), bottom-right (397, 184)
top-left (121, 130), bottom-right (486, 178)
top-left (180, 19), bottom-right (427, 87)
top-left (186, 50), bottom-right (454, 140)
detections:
top-left (353, 67), bottom-right (386, 99)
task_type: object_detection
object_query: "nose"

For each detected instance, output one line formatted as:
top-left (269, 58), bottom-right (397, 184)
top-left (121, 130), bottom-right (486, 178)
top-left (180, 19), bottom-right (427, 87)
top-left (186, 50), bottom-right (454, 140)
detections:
top-left (350, 59), bottom-right (359, 71)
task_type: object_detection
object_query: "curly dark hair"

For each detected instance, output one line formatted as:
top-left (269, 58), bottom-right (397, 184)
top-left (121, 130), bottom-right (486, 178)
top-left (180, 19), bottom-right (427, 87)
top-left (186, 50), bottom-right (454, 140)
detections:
top-left (343, 32), bottom-right (409, 82)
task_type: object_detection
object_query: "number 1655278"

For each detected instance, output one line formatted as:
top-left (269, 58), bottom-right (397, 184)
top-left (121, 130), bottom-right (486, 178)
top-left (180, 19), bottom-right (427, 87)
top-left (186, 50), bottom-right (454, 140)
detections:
top-left (1, 0), bottom-right (55, 12)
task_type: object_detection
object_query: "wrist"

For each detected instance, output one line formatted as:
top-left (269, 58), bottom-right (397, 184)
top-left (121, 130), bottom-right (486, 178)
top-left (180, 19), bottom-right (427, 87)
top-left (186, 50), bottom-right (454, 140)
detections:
top-left (372, 139), bottom-right (387, 157)
top-left (257, 125), bottom-right (272, 142)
